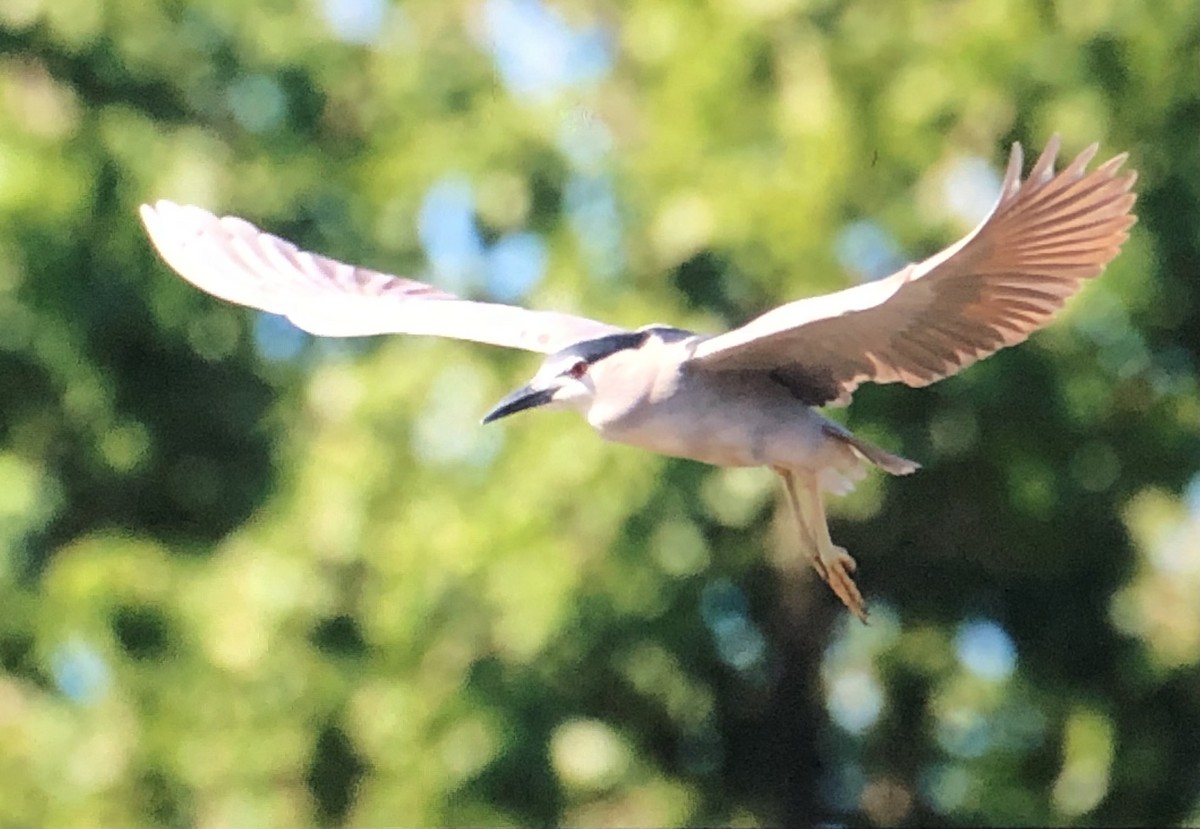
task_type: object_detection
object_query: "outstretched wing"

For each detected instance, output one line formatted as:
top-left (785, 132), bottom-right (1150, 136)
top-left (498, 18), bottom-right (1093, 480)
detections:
top-left (687, 136), bottom-right (1138, 405)
top-left (139, 201), bottom-right (624, 354)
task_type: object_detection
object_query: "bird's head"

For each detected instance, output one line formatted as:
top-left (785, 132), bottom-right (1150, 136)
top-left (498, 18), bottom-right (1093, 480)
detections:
top-left (482, 330), bottom-right (659, 424)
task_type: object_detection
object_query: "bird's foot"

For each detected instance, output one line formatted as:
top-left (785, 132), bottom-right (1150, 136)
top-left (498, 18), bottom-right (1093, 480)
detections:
top-left (813, 545), bottom-right (867, 623)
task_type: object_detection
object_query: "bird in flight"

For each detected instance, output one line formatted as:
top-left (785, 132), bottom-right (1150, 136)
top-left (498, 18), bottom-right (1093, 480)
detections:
top-left (140, 136), bottom-right (1137, 621)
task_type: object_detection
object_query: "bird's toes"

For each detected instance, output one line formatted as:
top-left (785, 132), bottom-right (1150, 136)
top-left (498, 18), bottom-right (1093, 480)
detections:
top-left (810, 553), bottom-right (830, 582)
top-left (837, 546), bottom-right (858, 574)
top-left (818, 548), bottom-right (867, 623)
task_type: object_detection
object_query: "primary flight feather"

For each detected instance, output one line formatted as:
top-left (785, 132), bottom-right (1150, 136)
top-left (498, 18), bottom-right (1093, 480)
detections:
top-left (689, 136), bottom-right (1137, 405)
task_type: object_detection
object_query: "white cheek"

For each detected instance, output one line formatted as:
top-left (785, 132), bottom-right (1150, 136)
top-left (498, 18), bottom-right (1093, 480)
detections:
top-left (552, 379), bottom-right (594, 407)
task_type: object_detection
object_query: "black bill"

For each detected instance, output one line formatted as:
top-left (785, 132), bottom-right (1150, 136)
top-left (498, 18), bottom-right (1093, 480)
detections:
top-left (481, 384), bottom-right (555, 424)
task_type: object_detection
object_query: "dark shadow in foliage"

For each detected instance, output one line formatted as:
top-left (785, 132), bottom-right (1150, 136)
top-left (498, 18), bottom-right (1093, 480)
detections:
top-left (0, 628), bottom-right (48, 692)
top-left (22, 315), bottom-right (278, 573)
top-left (88, 307), bottom-right (275, 542)
top-left (137, 768), bottom-right (194, 829)
top-left (525, 149), bottom-right (570, 233)
top-left (111, 605), bottom-right (174, 662)
top-left (0, 23), bottom-right (192, 124)
top-left (307, 722), bottom-right (367, 827)
top-left (310, 614), bottom-right (369, 659)
top-left (460, 656), bottom-right (564, 827)
top-left (669, 249), bottom-right (776, 331)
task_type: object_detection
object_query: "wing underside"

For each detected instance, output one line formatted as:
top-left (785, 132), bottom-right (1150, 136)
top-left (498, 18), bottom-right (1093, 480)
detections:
top-left (687, 137), bottom-right (1138, 405)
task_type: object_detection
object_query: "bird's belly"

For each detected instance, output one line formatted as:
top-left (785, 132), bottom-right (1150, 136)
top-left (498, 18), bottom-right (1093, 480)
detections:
top-left (602, 416), bottom-right (766, 466)
top-left (590, 382), bottom-right (830, 469)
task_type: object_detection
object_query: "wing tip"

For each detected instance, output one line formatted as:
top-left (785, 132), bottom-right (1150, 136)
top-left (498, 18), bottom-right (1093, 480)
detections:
top-left (1028, 134), bottom-right (1062, 184)
top-left (1002, 141), bottom-right (1025, 197)
top-left (1067, 142), bottom-right (1101, 176)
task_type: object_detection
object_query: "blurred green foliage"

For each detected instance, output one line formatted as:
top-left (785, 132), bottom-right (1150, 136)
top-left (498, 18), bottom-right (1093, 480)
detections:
top-left (1, 0), bottom-right (1199, 825)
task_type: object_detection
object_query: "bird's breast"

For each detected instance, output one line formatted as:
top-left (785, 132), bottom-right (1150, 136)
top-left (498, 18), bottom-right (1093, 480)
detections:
top-left (587, 368), bottom-right (828, 469)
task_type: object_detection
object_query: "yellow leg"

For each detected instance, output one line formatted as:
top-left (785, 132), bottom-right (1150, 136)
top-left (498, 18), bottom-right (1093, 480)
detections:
top-left (775, 468), bottom-right (868, 623)
top-left (776, 467), bottom-right (816, 550)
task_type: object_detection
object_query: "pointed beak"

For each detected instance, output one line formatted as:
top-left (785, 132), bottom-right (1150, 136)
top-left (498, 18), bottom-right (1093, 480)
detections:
top-left (481, 383), bottom-right (556, 424)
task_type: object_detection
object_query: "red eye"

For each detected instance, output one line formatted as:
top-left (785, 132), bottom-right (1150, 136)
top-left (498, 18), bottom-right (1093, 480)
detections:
top-left (568, 360), bottom-right (588, 379)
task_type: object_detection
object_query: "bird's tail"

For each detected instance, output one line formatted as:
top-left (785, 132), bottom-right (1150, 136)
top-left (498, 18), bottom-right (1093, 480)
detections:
top-left (822, 424), bottom-right (920, 477)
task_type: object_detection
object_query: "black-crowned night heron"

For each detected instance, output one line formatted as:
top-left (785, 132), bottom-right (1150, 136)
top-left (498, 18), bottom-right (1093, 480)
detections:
top-left (139, 136), bottom-right (1137, 621)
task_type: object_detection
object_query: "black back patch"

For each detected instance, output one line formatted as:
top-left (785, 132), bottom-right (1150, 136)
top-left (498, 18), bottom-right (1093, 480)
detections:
top-left (560, 330), bottom-right (651, 364)
top-left (559, 326), bottom-right (696, 365)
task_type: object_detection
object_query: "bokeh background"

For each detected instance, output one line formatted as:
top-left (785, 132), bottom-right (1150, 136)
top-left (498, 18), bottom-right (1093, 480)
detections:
top-left (2, 0), bottom-right (1199, 825)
